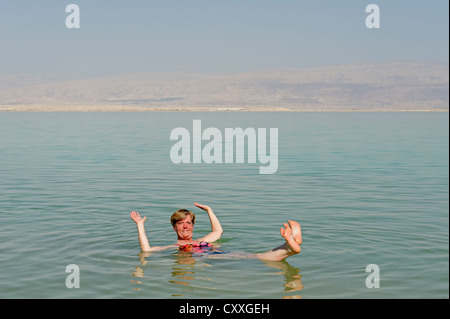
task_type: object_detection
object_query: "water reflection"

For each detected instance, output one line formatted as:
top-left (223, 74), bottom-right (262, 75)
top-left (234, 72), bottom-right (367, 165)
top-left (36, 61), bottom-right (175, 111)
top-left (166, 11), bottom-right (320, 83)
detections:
top-left (169, 252), bottom-right (216, 295)
top-left (131, 249), bottom-right (303, 298)
top-left (261, 260), bottom-right (303, 299)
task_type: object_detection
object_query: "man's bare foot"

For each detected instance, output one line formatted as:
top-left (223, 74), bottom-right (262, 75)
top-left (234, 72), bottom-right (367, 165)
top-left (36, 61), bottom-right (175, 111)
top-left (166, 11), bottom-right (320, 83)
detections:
top-left (288, 220), bottom-right (302, 246)
top-left (256, 220), bottom-right (303, 261)
top-left (280, 222), bottom-right (301, 254)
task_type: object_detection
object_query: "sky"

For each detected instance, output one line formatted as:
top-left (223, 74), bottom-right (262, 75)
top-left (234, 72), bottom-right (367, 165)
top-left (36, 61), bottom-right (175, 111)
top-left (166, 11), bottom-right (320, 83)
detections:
top-left (0, 0), bottom-right (448, 80)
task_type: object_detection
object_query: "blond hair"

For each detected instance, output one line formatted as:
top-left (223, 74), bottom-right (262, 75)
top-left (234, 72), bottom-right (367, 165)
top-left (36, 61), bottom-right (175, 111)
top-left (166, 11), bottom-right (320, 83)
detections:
top-left (170, 209), bottom-right (196, 227)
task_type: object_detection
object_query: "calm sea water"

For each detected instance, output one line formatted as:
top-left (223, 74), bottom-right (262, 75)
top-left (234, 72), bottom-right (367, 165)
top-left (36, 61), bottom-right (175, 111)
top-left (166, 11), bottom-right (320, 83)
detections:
top-left (0, 111), bottom-right (448, 299)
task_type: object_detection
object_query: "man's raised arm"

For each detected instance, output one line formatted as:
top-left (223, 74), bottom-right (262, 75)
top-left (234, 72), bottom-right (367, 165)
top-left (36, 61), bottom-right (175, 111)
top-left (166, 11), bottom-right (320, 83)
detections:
top-left (194, 202), bottom-right (223, 243)
top-left (130, 211), bottom-right (152, 252)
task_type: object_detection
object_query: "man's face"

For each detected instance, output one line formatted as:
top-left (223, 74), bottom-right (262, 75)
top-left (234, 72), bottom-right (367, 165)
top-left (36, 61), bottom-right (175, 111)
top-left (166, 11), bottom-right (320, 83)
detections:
top-left (174, 215), bottom-right (194, 240)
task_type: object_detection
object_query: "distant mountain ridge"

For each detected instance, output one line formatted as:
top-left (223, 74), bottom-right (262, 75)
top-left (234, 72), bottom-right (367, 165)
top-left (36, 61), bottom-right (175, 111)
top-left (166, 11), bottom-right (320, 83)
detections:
top-left (0, 61), bottom-right (448, 110)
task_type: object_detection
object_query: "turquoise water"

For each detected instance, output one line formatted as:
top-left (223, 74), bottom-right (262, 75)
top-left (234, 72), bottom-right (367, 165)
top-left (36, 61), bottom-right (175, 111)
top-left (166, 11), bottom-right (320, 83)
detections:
top-left (0, 111), bottom-right (448, 299)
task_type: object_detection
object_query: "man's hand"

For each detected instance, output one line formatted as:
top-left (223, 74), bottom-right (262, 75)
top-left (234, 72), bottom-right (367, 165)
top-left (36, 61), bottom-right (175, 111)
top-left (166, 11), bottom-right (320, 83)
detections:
top-left (194, 202), bottom-right (211, 212)
top-left (130, 211), bottom-right (146, 225)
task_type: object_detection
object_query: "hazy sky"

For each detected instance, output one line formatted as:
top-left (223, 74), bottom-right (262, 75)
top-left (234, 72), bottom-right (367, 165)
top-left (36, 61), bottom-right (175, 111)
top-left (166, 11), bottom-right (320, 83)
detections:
top-left (0, 0), bottom-right (448, 79)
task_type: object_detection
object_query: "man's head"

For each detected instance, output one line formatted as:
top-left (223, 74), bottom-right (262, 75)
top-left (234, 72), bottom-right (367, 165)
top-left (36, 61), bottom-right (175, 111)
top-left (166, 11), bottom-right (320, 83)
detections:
top-left (170, 209), bottom-right (196, 240)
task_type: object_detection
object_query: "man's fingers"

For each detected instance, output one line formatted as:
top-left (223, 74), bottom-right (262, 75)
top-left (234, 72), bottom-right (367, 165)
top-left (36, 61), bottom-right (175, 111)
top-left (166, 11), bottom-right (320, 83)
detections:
top-left (194, 202), bottom-right (210, 211)
top-left (130, 211), bottom-right (143, 220)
